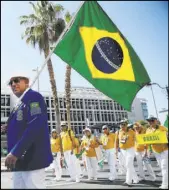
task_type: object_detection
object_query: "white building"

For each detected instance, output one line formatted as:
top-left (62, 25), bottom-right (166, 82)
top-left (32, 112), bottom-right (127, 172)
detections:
top-left (1, 87), bottom-right (148, 135)
top-left (127, 98), bottom-right (149, 122)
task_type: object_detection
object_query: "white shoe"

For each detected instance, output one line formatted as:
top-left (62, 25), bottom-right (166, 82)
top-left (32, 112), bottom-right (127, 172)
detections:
top-left (76, 178), bottom-right (80, 183)
top-left (138, 177), bottom-right (145, 181)
top-left (66, 178), bottom-right (75, 182)
top-left (132, 180), bottom-right (139, 184)
top-left (157, 172), bottom-right (162, 177)
top-left (146, 177), bottom-right (156, 181)
top-left (53, 177), bottom-right (61, 181)
top-left (87, 177), bottom-right (92, 180)
top-left (79, 174), bottom-right (84, 178)
top-left (159, 185), bottom-right (168, 189)
top-left (108, 177), bottom-right (115, 181)
top-left (94, 177), bottom-right (97, 180)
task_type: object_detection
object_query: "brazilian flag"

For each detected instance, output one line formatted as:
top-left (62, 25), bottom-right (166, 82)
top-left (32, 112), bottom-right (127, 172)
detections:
top-left (54, 1), bottom-right (151, 111)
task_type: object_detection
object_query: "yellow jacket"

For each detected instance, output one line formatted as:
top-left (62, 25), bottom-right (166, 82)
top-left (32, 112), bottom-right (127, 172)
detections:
top-left (81, 135), bottom-right (98, 157)
top-left (50, 137), bottom-right (61, 153)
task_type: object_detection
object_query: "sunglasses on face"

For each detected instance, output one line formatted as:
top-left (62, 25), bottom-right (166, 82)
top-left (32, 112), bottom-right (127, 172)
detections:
top-left (8, 78), bottom-right (21, 86)
top-left (149, 120), bottom-right (155, 122)
top-left (120, 123), bottom-right (126, 126)
top-left (103, 128), bottom-right (107, 131)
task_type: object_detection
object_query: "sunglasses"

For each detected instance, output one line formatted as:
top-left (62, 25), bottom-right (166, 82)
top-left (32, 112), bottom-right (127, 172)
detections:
top-left (8, 78), bottom-right (21, 86)
top-left (149, 120), bottom-right (155, 123)
top-left (102, 128), bottom-right (108, 130)
top-left (120, 123), bottom-right (126, 126)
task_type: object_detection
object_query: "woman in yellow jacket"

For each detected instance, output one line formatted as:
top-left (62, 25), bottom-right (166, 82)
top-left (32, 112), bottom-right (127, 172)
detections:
top-left (81, 128), bottom-right (99, 180)
top-left (50, 129), bottom-right (62, 181)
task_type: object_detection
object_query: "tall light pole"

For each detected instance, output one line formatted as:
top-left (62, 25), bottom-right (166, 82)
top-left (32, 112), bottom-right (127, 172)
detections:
top-left (32, 67), bottom-right (40, 92)
top-left (146, 82), bottom-right (168, 120)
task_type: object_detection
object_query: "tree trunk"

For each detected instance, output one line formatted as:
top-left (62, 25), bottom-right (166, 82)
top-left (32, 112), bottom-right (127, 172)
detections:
top-left (65, 65), bottom-right (71, 129)
top-left (44, 49), bottom-right (61, 134)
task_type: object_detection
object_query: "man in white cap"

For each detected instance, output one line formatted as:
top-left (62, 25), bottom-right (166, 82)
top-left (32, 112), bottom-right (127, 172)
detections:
top-left (81, 127), bottom-right (98, 180)
top-left (146, 116), bottom-right (168, 189)
top-left (115, 119), bottom-right (139, 187)
top-left (50, 129), bottom-right (62, 181)
top-left (97, 125), bottom-right (117, 181)
top-left (60, 121), bottom-right (80, 182)
top-left (2, 75), bottom-right (53, 189)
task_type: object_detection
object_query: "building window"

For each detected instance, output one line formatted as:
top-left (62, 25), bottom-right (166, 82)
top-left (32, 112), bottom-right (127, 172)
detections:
top-left (1, 97), bottom-right (5, 106)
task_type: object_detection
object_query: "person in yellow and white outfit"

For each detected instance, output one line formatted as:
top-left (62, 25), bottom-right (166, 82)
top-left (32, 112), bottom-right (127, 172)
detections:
top-left (60, 122), bottom-right (80, 183)
top-left (73, 136), bottom-right (83, 178)
top-left (50, 129), bottom-right (62, 181)
top-left (81, 128), bottom-right (98, 180)
top-left (133, 122), bottom-right (156, 181)
top-left (115, 119), bottom-right (139, 187)
top-left (146, 116), bottom-right (168, 189)
top-left (97, 125), bottom-right (117, 181)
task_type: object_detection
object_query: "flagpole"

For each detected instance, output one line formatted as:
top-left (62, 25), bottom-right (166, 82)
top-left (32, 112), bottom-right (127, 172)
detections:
top-left (150, 85), bottom-right (159, 120)
top-left (30, 1), bottom-right (85, 88)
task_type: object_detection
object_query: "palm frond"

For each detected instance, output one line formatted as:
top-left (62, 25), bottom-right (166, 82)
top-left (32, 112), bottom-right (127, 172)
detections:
top-left (65, 11), bottom-right (72, 24)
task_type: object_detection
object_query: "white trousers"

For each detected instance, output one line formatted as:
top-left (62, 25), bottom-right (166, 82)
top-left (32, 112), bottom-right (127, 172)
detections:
top-left (51, 152), bottom-right (62, 179)
top-left (121, 147), bottom-right (139, 184)
top-left (13, 168), bottom-right (46, 189)
top-left (75, 157), bottom-right (83, 176)
top-left (154, 150), bottom-right (168, 187)
top-left (85, 156), bottom-right (98, 178)
top-left (105, 148), bottom-right (117, 179)
top-left (116, 151), bottom-right (126, 174)
top-left (135, 151), bottom-right (156, 179)
top-left (64, 150), bottom-right (79, 180)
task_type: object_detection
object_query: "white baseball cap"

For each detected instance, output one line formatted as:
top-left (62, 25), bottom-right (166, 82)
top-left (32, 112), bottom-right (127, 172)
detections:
top-left (83, 128), bottom-right (91, 133)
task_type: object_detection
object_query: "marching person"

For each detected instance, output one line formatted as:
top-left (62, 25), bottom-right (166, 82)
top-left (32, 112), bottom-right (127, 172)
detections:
top-left (60, 121), bottom-right (80, 182)
top-left (3, 75), bottom-right (53, 189)
top-left (133, 122), bottom-right (156, 181)
top-left (81, 128), bottom-right (98, 180)
top-left (146, 117), bottom-right (168, 189)
top-left (74, 135), bottom-right (83, 178)
top-left (97, 125), bottom-right (117, 181)
top-left (115, 119), bottom-right (139, 187)
top-left (50, 129), bottom-right (62, 181)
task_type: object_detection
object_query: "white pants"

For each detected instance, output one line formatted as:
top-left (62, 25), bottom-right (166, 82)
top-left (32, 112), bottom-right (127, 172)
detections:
top-left (13, 168), bottom-right (46, 189)
top-left (85, 156), bottom-right (98, 179)
top-left (154, 150), bottom-right (168, 187)
top-left (51, 152), bottom-right (62, 179)
top-left (135, 151), bottom-right (156, 179)
top-left (75, 157), bottom-right (83, 176)
top-left (64, 150), bottom-right (79, 180)
top-left (121, 147), bottom-right (139, 184)
top-left (116, 151), bottom-right (126, 174)
top-left (105, 148), bottom-right (117, 179)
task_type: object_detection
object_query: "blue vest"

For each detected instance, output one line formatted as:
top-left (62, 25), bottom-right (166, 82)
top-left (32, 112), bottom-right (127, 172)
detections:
top-left (7, 89), bottom-right (53, 171)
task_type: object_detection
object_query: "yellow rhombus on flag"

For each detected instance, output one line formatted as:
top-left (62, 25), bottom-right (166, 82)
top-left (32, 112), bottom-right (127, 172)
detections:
top-left (54, 1), bottom-right (151, 111)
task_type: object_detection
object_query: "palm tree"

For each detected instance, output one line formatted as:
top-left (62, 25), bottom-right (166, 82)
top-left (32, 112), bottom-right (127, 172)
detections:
top-left (64, 11), bottom-right (72, 129)
top-left (20, 1), bottom-right (65, 133)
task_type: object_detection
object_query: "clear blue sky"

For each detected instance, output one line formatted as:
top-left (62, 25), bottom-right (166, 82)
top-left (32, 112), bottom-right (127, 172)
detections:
top-left (1, 1), bottom-right (168, 123)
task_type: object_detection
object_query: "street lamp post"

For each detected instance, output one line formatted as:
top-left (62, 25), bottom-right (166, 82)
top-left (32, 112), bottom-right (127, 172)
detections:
top-left (32, 67), bottom-right (40, 92)
top-left (146, 82), bottom-right (168, 120)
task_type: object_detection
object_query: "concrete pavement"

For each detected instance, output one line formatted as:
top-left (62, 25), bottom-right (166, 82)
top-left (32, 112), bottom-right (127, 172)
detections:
top-left (1, 158), bottom-right (163, 189)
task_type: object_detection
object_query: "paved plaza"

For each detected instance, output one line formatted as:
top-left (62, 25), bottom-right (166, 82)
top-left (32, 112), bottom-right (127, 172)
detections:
top-left (1, 158), bottom-right (162, 189)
